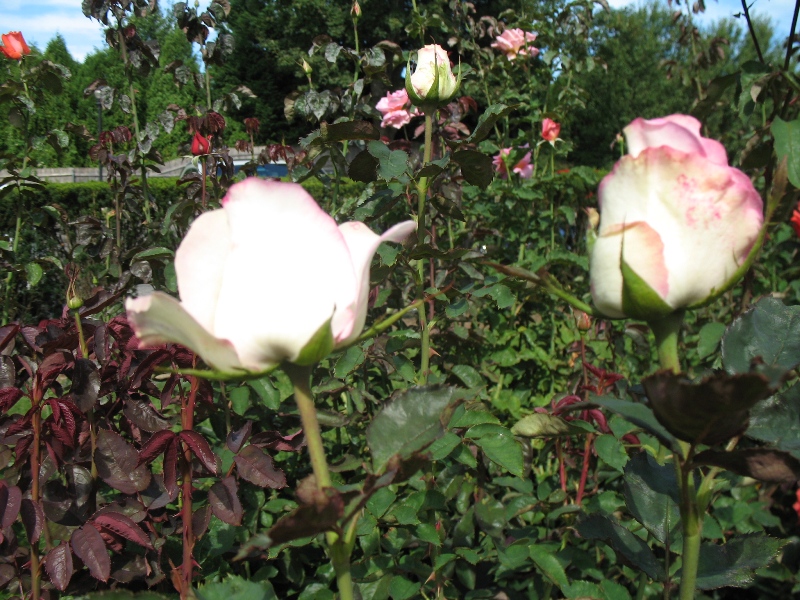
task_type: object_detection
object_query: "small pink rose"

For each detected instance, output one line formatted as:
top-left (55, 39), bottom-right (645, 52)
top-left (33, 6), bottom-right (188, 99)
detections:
top-left (491, 29), bottom-right (538, 61)
top-left (493, 147), bottom-right (532, 179)
top-left (541, 118), bottom-right (561, 144)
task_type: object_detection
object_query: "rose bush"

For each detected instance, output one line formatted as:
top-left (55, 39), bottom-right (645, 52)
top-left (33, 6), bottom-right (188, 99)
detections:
top-left (126, 179), bottom-right (415, 373)
top-left (491, 28), bottom-right (538, 60)
top-left (589, 114), bottom-right (763, 319)
top-left (0, 31), bottom-right (30, 60)
top-left (405, 44), bottom-right (459, 110)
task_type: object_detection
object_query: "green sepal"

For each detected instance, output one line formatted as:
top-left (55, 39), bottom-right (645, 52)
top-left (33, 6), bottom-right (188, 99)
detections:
top-left (293, 315), bottom-right (335, 366)
top-left (404, 51), bottom-right (462, 114)
top-left (620, 256), bottom-right (673, 321)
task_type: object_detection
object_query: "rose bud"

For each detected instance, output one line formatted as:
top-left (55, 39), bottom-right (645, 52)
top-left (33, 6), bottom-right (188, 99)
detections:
top-left (0, 32), bottom-right (30, 60)
top-left (405, 44), bottom-right (460, 112)
top-left (191, 132), bottom-right (211, 156)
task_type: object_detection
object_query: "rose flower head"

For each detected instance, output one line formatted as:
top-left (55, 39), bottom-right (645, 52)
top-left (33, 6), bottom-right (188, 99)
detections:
top-left (405, 44), bottom-right (460, 111)
top-left (491, 28), bottom-right (538, 61)
top-left (589, 114), bottom-right (763, 320)
top-left (126, 180), bottom-right (416, 374)
top-left (0, 32), bottom-right (30, 60)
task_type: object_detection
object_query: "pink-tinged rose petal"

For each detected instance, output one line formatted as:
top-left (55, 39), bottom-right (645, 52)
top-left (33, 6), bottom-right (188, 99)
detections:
top-left (376, 89), bottom-right (410, 114)
top-left (174, 209), bottom-right (231, 333)
top-left (623, 115), bottom-right (728, 166)
top-left (512, 151), bottom-right (533, 179)
top-left (125, 294), bottom-right (244, 372)
top-left (337, 220), bottom-right (417, 344)
top-left (214, 180), bottom-right (357, 367)
top-left (381, 109), bottom-right (412, 129)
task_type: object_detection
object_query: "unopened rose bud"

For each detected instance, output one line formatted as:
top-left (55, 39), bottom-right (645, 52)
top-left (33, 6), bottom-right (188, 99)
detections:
top-left (68, 296), bottom-right (84, 310)
top-left (191, 131), bottom-right (211, 156)
top-left (0, 31), bottom-right (30, 60)
top-left (405, 44), bottom-right (461, 112)
top-left (574, 309), bottom-right (591, 331)
top-left (301, 59), bottom-right (313, 76)
top-left (351, 0), bottom-right (361, 18)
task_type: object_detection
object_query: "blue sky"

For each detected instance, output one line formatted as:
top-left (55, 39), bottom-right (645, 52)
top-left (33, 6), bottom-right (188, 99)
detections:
top-left (0, 0), bottom-right (794, 63)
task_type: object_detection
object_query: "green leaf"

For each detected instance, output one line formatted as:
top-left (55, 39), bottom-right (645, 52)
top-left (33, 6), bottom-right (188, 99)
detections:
top-left (722, 297), bottom-right (800, 376)
top-left (451, 364), bottom-right (484, 388)
top-left (594, 434), bottom-right (628, 472)
top-left (366, 386), bottom-right (462, 473)
top-left (771, 117), bottom-right (800, 188)
top-left (695, 535), bottom-right (786, 590)
top-left (131, 247), bottom-right (175, 262)
top-left (623, 452), bottom-right (681, 545)
top-left (511, 413), bottom-right (593, 437)
top-left (229, 386), bottom-right (250, 416)
top-left (86, 593), bottom-right (175, 600)
top-left (334, 346), bottom-right (365, 378)
top-left (747, 383), bottom-right (800, 458)
top-left (24, 263), bottom-right (43, 286)
top-left (196, 575), bottom-right (277, 600)
top-left (577, 514), bottom-right (665, 581)
top-left (529, 544), bottom-right (568, 590)
top-left (452, 150), bottom-right (494, 189)
top-left (697, 322), bottom-right (726, 360)
top-left (347, 149), bottom-right (378, 183)
top-left (620, 254), bottom-right (673, 320)
top-left (466, 103), bottom-right (519, 145)
top-left (388, 575), bottom-right (421, 600)
top-left (464, 424), bottom-right (524, 476)
top-left (378, 150), bottom-right (409, 181)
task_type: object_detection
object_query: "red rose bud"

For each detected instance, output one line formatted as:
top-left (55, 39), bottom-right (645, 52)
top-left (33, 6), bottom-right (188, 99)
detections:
top-left (791, 202), bottom-right (800, 237)
top-left (1, 31), bottom-right (30, 60)
top-left (191, 132), bottom-right (211, 156)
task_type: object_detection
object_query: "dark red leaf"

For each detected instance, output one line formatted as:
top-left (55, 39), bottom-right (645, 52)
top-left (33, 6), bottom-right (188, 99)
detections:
top-left (163, 438), bottom-right (179, 498)
top-left (0, 324), bottom-right (18, 353)
top-left (192, 504), bottom-right (211, 539)
top-left (71, 523), bottom-right (111, 582)
top-left (0, 482), bottom-right (21, 529)
top-left (268, 487), bottom-right (344, 545)
top-left (6, 410), bottom-right (34, 437)
top-left (251, 429), bottom-right (306, 452)
top-left (95, 429), bottom-right (152, 494)
top-left (49, 423), bottom-right (75, 448)
top-left (48, 398), bottom-right (63, 423)
top-left (208, 476), bottom-right (242, 526)
top-left (38, 351), bottom-right (72, 392)
top-left (92, 513), bottom-right (153, 549)
top-left (0, 387), bottom-right (23, 412)
top-left (138, 429), bottom-right (178, 465)
top-left (130, 349), bottom-right (172, 389)
top-left (45, 541), bottom-right (74, 591)
top-left (21, 499), bottom-right (44, 543)
top-left (226, 421), bottom-right (252, 454)
top-left (234, 446), bottom-right (286, 489)
top-left (71, 358), bottom-right (101, 412)
top-left (123, 397), bottom-right (171, 432)
top-left (180, 430), bottom-right (219, 475)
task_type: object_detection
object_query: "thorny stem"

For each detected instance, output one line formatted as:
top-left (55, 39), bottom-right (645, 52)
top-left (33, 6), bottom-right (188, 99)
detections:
top-left (30, 382), bottom-right (43, 600)
top-left (649, 311), bottom-right (685, 374)
top-left (118, 26), bottom-right (150, 224)
top-left (74, 310), bottom-right (98, 482)
top-left (741, 0), bottom-right (766, 64)
top-left (416, 113), bottom-right (434, 384)
top-left (285, 364), bottom-right (355, 600)
top-left (178, 376), bottom-right (198, 598)
top-left (785, 0), bottom-right (800, 72)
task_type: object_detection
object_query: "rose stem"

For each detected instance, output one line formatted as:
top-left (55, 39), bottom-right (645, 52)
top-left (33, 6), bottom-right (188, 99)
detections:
top-left (285, 364), bottom-right (355, 600)
top-left (416, 112), bottom-right (434, 384)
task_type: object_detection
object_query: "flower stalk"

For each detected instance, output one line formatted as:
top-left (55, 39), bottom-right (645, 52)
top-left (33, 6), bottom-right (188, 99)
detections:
top-left (285, 364), bottom-right (355, 600)
top-left (416, 112), bottom-right (434, 384)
